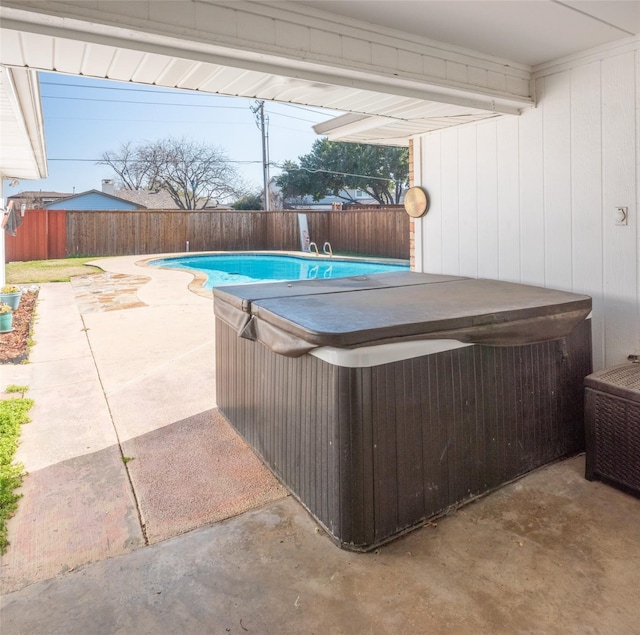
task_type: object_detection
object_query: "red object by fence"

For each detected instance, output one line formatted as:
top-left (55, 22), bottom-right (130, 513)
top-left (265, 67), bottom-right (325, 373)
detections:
top-left (4, 209), bottom-right (67, 262)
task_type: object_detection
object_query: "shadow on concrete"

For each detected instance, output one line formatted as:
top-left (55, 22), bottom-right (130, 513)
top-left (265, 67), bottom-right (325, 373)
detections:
top-left (122, 408), bottom-right (288, 544)
top-left (1, 409), bottom-right (286, 594)
top-left (1, 442), bottom-right (143, 594)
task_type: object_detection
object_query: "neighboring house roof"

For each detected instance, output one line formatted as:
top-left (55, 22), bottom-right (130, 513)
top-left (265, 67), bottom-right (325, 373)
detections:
top-left (8, 190), bottom-right (70, 199)
top-left (44, 189), bottom-right (146, 210)
top-left (113, 189), bottom-right (230, 210)
top-left (7, 191), bottom-right (72, 209)
top-left (113, 189), bottom-right (180, 210)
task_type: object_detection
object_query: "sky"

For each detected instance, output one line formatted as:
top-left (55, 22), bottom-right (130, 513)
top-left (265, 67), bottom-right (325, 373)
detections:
top-left (6, 72), bottom-right (343, 201)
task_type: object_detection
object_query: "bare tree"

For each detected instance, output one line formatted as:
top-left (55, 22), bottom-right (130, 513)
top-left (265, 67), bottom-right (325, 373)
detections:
top-left (99, 137), bottom-right (242, 209)
top-left (100, 141), bottom-right (152, 190)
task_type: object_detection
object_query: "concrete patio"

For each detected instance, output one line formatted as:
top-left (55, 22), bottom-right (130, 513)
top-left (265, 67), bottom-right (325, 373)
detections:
top-left (1, 255), bottom-right (639, 634)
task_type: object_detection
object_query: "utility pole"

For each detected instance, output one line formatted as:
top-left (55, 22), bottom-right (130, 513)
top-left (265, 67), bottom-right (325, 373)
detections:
top-left (251, 100), bottom-right (270, 211)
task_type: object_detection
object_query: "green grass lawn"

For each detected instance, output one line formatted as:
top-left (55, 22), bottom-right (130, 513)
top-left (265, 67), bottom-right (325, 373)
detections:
top-left (0, 388), bottom-right (33, 553)
top-left (5, 257), bottom-right (105, 284)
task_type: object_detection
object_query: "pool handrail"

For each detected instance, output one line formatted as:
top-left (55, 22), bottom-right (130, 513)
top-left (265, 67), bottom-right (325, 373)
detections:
top-left (323, 242), bottom-right (333, 257)
top-left (309, 242), bottom-right (319, 256)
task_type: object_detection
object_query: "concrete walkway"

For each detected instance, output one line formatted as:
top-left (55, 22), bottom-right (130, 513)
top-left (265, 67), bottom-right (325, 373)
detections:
top-left (0, 256), bottom-right (285, 593)
top-left (2, 255), bottom-right (640, 634)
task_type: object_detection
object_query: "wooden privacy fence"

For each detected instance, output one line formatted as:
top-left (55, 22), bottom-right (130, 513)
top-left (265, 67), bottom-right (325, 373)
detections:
top-left (60, 208), bottom-right (409, 260)
top-left (5, 208), bottom-right (409, 261)
top-left (5, 209), bottom-right (66, 261)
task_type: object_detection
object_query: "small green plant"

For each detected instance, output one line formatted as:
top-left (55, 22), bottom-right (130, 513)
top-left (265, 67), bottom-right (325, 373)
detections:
top-left (4, 385), bottom-right (29, 396)
top-left (122, 456), bottom-right (135, 464)
top-left (0, 393), bottom-right (34, 553)
top-left (1, 285), bottom-right (20, 294)
top-left (0, 303), bottom-right (12, 314)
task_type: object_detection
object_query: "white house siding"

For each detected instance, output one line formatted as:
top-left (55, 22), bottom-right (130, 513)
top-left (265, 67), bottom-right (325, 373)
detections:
top-left (412, 40), bottom-right (639, 370)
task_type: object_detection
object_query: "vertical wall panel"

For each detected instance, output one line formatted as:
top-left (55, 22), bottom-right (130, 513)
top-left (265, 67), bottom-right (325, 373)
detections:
top-left (542, 71), bottom-right (573, 291)
top-left (441, 128), bottom-right (460, 274)
top-left (476, 121), bottom-right (499, 279)
top-left (601, 51), bottom-right (639, 366)
top-left (497, 116), bottom-right (521, 282)
top-left (412, 139), bottom-right (424, 271)
top-left (422, 133), bottom-right (443, 273)
top-left (409, 142), bottom-right (424, 271)
top-left (570, 61), bottom-right (604, 369)
top-left (414, 42), bottom-right (639, 369)
top-left (637, 47), bottom-right (640, 361)
top-left (458, 125), bottom-right (478, 277)
top-left (519, 78), bottom-right (545, 287)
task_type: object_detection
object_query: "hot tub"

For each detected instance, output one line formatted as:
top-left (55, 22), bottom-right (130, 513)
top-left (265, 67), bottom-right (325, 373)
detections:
top-left (214, 272), bottom-right (592, 551)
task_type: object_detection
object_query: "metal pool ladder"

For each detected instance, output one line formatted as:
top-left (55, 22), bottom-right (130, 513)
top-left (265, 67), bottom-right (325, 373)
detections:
top-left (309, 242), bottom-right (319, 256)
top-left (323, 242), bottom-right (333, 257)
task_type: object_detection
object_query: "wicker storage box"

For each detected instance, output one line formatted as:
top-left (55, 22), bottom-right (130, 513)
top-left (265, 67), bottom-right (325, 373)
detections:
top-left (585, 363), bottom-right (640, 497)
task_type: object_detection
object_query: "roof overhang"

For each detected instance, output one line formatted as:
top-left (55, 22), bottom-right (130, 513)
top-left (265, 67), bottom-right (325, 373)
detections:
top-left (313, 107), bottom-right (501, 147)
top-left (0, 1), bottom-right (534, 149)
top-left (0, 66), bottom-right (48, 180)
top-left (0, 2), bottom-right (637, 149)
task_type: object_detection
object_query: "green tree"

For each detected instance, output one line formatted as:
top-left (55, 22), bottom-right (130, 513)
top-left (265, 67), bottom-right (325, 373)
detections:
top-left (100, 137), bottom-right (243, 209)
top-left (232, 193), bottom-right (263, 210)
top-left (275, 139), bottom-right (408, 206)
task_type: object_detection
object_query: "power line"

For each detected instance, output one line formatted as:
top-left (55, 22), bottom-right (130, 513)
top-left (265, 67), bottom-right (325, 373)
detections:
top-left (51, 158), bottom-right (401, 181)
top-left (40, 80), bottom-right (339, 117)
top-left (42, 76), bottom-right (459, 128)
top-left (47, 116), bottom-right (260, 125)
top-left (42, 95), bottom-right (250, 109)
top-left (268, 111), bottom-right (325, 124)
top-left (269, 124), bottom-right (318, 134)
top-left (276, 165), bottom-right (397, 182)
top-left (42, 96), bottom-right (327, 123)
top-left (48, 158), bottom-right (262, 164)
top-left (41, 81), bottom-right (209, 96)
top-left (46, 112), bottom-right (324, 124)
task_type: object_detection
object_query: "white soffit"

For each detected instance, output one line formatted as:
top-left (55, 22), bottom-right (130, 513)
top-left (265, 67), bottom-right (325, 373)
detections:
top-left (313, 106), bottom-right (501, 146)
top-left (0, 66), bottom-right (48, 180)
top-left (0, 25), bottom-right (511, 136)
top-left (0, 0), bottom-right (535, 151)
top-left (0, 1), bottom-right (638, 148)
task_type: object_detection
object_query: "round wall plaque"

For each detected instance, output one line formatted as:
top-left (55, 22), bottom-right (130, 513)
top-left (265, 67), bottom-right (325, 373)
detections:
top-left (404, 186), bottom-right (429, 218)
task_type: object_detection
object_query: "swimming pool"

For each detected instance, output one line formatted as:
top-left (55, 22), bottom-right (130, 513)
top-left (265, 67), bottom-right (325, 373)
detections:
top-left (151, 253), bottom-right (409, 290)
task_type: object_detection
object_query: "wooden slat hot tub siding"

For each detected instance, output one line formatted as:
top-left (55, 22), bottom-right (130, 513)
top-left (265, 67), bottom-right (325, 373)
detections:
top-left (216, 318), bottom-right (592, 550)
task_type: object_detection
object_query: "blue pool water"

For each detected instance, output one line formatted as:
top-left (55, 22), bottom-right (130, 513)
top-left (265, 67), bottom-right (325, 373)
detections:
top-left (151, 254), bottom-right (409, 290)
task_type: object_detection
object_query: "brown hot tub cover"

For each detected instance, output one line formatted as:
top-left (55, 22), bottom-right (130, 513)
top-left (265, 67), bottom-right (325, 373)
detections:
top-left (213, 272), bottom-right (592, 357)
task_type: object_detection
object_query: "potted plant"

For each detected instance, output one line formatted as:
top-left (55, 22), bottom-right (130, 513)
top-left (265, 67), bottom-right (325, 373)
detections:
top-left (0, 285), bottom-right (22, 310)
top-left (0, 303), bottom-right (13, 333)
